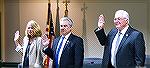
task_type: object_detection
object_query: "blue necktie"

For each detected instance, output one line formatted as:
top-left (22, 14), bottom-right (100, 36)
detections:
top-left (55, 36), bottom-right (65, 68)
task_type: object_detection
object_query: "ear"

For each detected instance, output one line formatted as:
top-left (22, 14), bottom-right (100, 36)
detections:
top-left (69, 25), bottom-right (72, 28)
top-left (125, 19), bottom-right (129, 23)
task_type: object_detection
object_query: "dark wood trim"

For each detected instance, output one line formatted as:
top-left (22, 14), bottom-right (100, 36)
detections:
top-left (0, 62), bottom-right (20, 67)
top-left (0, 12), bottom-right (1, 61)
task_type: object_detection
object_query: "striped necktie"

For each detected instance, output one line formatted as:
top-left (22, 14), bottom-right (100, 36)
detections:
top-left (55, 36), bottom-right (65, 68)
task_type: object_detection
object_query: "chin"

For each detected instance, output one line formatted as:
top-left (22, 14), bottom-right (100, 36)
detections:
top-left (116, 26), bottom-right (121, 29)
top-left (116, 25), bottom-right (121, 28)
top-left (28, 34), bottom-right (31, 36)
top-left (116, 26), bottom-right (119, 28)
top-left (61, 33), bottom-right (65, 35)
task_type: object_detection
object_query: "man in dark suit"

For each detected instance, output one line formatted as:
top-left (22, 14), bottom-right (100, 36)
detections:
top-left (43, 17), bottom-right (84, 68)
top-left (94, 10), bottom-right (145, 68)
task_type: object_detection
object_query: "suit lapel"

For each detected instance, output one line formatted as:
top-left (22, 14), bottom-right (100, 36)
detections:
top-left (54, 34), bottom-right (74, 56)
top-left (62, 34), bottom-right (74, 53)
top-left (53, 37), bottom-right (61, 55)
top-left (109, 29), bottom-right (118, 51)
top-left (54, 37), bottom-right (61, 49)
top-left (117, 26), bottom-right (133, 53)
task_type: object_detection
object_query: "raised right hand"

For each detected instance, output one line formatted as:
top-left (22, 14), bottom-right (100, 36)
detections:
top-left (41, 34), bottom-right (50, 47)
top-left (14, 30), bottom-right (20, 45)
top-left (98, 14), bottom-right (105, 28)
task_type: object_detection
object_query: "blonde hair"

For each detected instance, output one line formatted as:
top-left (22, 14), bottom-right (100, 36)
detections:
top-left (25, 20), bottom-right (42, 37)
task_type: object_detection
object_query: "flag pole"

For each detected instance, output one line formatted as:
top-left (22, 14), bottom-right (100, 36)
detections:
top-left (44, 0), bottom-right (54, 67)
top-left (63, 0), bottom-right (70, 17)
top-left (55, 0), bottom-right (60, 37)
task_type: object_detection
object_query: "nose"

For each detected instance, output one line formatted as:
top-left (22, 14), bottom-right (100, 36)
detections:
top-left (114, 20), bottom-right (121, 24)
top-left (60, 26), bottom-right (65, 31)
top-left (60, 26), bottom-right (64, 29)
top-left (28, 29), bottom-right (32, 31)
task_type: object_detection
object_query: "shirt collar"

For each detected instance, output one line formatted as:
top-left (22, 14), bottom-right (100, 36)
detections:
top-left (61, 32), bottom-right (71, 39)
top-left (118, 25), bottom-right (129, 35)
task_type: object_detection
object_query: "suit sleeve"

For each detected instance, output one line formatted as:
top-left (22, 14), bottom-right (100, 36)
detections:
top-left (94, 28), bottom-right (107, 46)
top-left (43, 46), bottom-right (54, 60)
top-left (42, 38), bottom-right (58, 60)
top-left (75, 38), bottom-right (84, 68)
top-left (134, 32), bottom-right (145, 66)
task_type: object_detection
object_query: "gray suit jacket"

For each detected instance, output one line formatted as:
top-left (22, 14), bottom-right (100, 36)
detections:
top-left (95, 26), bottom-right (145, 68)
top-left (15, 36), bottom-right (44, 68)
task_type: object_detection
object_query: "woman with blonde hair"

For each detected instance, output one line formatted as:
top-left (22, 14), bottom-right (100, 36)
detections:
top-left (14, 20), bottom-right (49, 68)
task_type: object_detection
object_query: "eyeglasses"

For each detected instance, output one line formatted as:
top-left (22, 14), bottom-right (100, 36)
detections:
top-left (60, 25), bottom-right (69, 27)
top-left (114, 17), bottom-right (126, 21)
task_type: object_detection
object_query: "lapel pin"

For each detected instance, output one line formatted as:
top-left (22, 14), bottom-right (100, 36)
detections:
top-left (66, 40), bottom-right (70, 44)
top-left (126, 34), bottom-right (128, 37)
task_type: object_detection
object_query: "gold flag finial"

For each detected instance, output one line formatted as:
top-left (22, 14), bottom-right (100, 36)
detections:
top-left (48, 0), bottom-right (50, 3)
top-left (63, 0), bottom-right (70, 17)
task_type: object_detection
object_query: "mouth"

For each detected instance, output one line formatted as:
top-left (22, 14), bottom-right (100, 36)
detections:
top-left (61, 29), bottom-right (64, 32)
top-left (115, 22), bottom-right (121, 25)
top-left (29, 31), bottom-right (32, 33)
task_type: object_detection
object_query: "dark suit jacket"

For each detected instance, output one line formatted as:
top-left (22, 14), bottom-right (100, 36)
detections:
top-left (43, 33), bottom-right (84, 68)
top-left (95, 26), bottom-right (145, 68)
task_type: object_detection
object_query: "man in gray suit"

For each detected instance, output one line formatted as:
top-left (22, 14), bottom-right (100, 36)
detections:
top-left (94, 10), bottom-right (145, 68)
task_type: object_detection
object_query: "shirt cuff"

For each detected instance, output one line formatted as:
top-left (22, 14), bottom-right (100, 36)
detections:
top-left (43, 46), bottom-right (48, 51)
top-left (95, 27), bottom-right (102, 32)
top-left (34, 63), bottom-right (40, 68)
top-left (15, 44), bottom-right (22, 52)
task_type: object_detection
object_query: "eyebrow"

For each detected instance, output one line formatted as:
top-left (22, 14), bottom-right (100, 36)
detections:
top-left (60, 25), bottom-right (68, 26)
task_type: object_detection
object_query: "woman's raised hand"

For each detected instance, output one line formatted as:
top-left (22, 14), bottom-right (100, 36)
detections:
top-left (14, 30), bottom-right (20, 46)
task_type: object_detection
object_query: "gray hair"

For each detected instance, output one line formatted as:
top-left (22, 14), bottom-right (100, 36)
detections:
top-left (60, 17), bottom-right (73, 27)
top-left (115, 10), bottom-right (129, 23)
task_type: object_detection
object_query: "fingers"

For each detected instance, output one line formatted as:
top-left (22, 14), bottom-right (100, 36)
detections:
top-left (14, 30), bottom-right (20, 41)
top-left (98, 14), bottom-right (105, 28)
top-left (41, 34), bottom-right (50, 47)
top-left (42, 34), bottom-right (48, 40)
top-left (98, 14), bottom-right (105, 23)
top-left (99, 14), bottom-right (104, 23)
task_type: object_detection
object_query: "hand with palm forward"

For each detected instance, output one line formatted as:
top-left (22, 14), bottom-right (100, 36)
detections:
top-left (14, 30), bottom-right (20, 46)
top-left (98, 14), bottom-right (105, 29)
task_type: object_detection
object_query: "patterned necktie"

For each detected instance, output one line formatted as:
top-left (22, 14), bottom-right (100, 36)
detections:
top-left (111, 32), bottom-right (122, 67)
top-left (55, 36), bottom-right (65, 68)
